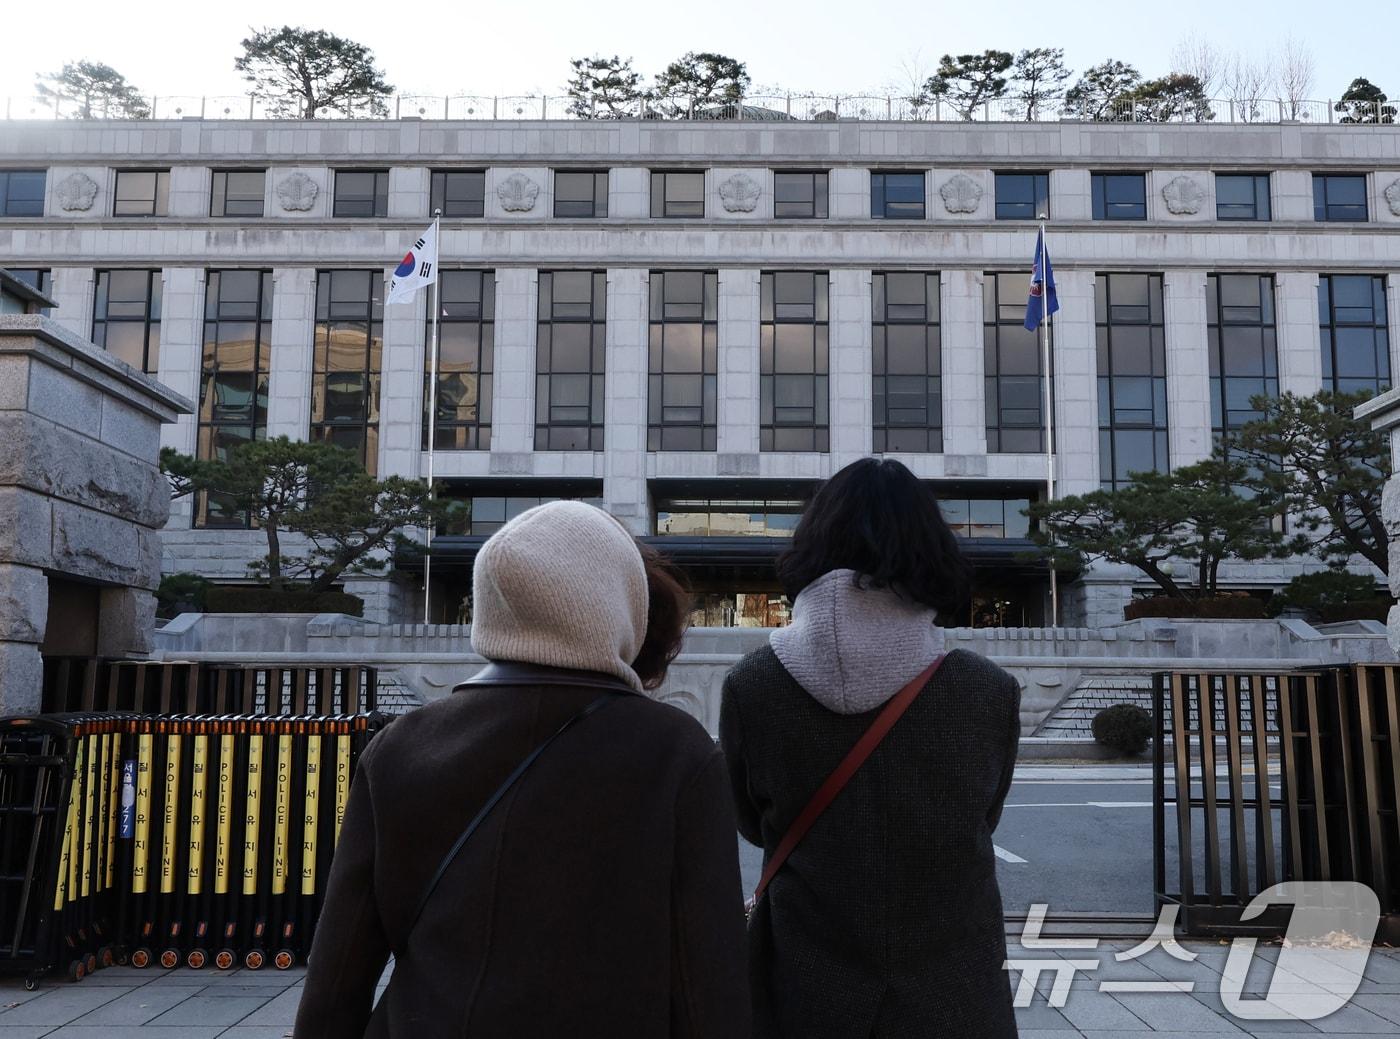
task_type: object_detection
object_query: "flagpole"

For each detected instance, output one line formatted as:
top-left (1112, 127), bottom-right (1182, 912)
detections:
top-left (422, 212), bottom-right (442, 625)
top-left (1039, 218), bottom-right (1059, 628)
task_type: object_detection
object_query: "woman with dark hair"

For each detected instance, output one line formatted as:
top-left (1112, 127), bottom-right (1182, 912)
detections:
top-left (720, 458), bottom-right (1021, 1039)
top-left (296, 501), bottom-right (749, 1038)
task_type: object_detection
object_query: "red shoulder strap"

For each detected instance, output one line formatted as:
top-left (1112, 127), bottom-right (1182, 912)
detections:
top-left (751, 654), bottom-right (946, 906)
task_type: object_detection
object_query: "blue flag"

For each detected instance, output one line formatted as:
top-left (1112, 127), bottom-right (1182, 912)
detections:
top-left (1024, 228), bottom-right (1060, 331)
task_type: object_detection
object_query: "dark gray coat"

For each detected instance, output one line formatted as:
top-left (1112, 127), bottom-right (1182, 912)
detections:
top-left (720, 646), bottom-right (1021, 1039)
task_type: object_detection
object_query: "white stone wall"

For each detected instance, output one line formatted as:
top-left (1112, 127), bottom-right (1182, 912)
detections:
top-left (1164, 270), bottom-right (1212, 467)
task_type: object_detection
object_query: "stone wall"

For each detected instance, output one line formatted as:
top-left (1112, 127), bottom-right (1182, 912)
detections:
top-left (0, 315), bottom-right (189, 709)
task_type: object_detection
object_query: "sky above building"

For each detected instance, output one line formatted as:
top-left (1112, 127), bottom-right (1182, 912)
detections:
top-left (1, 0), bottom-right (1392, 107)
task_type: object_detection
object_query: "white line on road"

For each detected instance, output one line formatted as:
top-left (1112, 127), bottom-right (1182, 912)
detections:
top-left (994, 845), bottom-right (1028, 864)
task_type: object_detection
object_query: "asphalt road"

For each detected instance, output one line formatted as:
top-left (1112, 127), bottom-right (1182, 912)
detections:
top-left (737, 766), bottom-right (1282, 918)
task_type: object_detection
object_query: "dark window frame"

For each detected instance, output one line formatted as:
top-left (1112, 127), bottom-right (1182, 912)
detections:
top-left (0, 170), bottom-right (46, 217)
top-left (196, 269), bottom-right (273, 528)
top-left (1313, 173), bottom-right (1369, 222)
top-left (1096, 273), bottom-right (1169, 489)
top-left (870, 170), bottom-right (926, 220)
top-left (994, 172), bottom-right (1049, 221)
top-left (760, 271), bottom-right (830, 452)
top-left (650, 170), bottom-right (706, 219)
top-left (112, 169), bottom-right (170, 217)
top-left (984, 271), bottom-right (1052, 453)
top-left (424, 269), bottom-right (495, 452)
top-left (312, 269), bottom-right (384, 472)
top-left (1091, 172), bottom-right (1147, 221)
top-left (938, 495), bottom-right (1034, 540)
top-left (93, 269), bottom-right (163, 374)
top-left (872, 271), bottom-right (941, 453)
top-left (1215, 173), bottom-right (1271, 222)
top-left (1319, 274), bottom-right (1391, 397)
top-left (648, 270), bottom-right (718, 451)
top-left (209, 169), bottom-right (266, 218)
top-left (332, 169), bottom-right (390, 218)
top-left (553, 170), bottom-right (609, 219)
top-left (430, 170), bottom-right (486, 219)
top-left (654, 496), bottom-right (805, 537)
top-left (6, 268), bottom-right (51, 310)
top-left (536, 270), bottom-right (607, 451)
top-left (1207, 273), bottom-right (1279, 449)
top-left (773, 170), bottom-right (829, 219)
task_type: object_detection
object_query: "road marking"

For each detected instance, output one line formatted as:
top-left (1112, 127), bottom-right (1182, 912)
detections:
top-left (994, 845), bottom-right (1028, 864)
top-left (1004, 801), bottom-right (1153, 808)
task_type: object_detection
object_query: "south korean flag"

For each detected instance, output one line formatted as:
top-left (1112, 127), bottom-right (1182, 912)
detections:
top-left (386, 219), bottom-right (440, 305)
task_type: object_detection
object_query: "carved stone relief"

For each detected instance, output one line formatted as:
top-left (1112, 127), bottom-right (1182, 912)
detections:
top-left (939, 173), bottom-right (984, 214)
top-left (1161, 175), bottom-right (1207, 215)
top-left (55, 172), bottom-right (98, 212)
top-left (275, 172), bottom-right (319, 212)
top-left (496, 173), bottom-right (540, 213)
top-left (718, 173), bottom-right (761, 213)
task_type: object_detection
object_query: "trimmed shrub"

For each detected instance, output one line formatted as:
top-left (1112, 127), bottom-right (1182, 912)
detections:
top-left (1092, 703), bottom-right (1154, 756)
top-left (1266, 571), bottom-right (1391, 624)
top-left (1123, 594), bottom-right (1268, 621)
top-left (204, 586), bottom-right (364, 617)
top-left (156, 572), bottom-right (211, 619)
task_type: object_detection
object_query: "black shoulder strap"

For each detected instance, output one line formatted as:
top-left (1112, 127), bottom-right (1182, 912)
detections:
top-left (399, 691), bottom-right (620, 941)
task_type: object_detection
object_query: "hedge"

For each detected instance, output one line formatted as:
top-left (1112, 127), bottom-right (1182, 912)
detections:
top-left (203, 587), bottom-right (364, 617)
top-left (1123, 595), bottom-right (1268, 621)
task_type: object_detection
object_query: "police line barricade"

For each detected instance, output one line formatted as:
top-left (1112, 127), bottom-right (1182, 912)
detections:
top-left (0, 711), bottom-right (384, 985)
top-left (1154, 666), bottom-right (1400, 941)
top-left (42, 660), bottom-right (378, 716)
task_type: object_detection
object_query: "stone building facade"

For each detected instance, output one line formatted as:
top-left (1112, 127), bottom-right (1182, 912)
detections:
top-left (1, 118), bottom-right (1398, 627)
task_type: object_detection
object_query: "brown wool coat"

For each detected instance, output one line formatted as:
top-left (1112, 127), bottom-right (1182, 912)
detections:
top-left (294, 678), bottom-right (751, 1039)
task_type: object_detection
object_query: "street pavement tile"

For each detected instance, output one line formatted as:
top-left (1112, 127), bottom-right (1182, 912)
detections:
top-left (0, 984), bottom-right (56, 1008)
top-left (0, 1027), bottom-right (51, 1038)
top-left (1305, 1002), bottom-right (1398, 1033)
top-left (1014, 1002), bottom-right (1076, 1031)
top-left (1349, 993), bottom-right (1400, 1025)
top-left (146, 995), bottom-right (271, 1027)
top-left (1104, 992), bottom-right (1248, 1034)
top-left (1055, 985), bottom-right (1155, 1031)
top-left (217, 1029), bottom-right (296, 1039)
top-left (67, 985), bottom-right (196, 1026)
top-left (44, 1028), bottom-right (225, 1039)
top-left (235, 987), bottom-right (304, 1027)
top-left (0, 986), bottom-right (125, 1025)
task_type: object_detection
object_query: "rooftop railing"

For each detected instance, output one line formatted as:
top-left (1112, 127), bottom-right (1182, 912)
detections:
top-left (1, 93), bottom-right (1396, 125)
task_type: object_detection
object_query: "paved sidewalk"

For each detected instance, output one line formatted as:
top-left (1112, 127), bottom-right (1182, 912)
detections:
top-left (0, 941), bottom-right (1394, 1036)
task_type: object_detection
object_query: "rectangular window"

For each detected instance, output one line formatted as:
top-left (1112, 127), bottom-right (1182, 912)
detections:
top-left (1091, 172), bottom-right (1147, 221)
top-left (1215, 173), bottom-right (1271, 221)
top-left (453, 486), bottom-right (604, 536)
top-left (425, 270), bottom-right (494, 451)
top-left (648, 271), bottom-right (717, 451)
top-left (655, 497), bottom-right (804, 537)
top-left (6, 268), bottom-right (51, 303)
top-left (773, 171), bottom-right (828, 219)
top-left (92, 269), bottom-right (162, 374)
top-left (210, 170), bottom-right (266, 218)
top-left (650, 171), bottom-right (705, 218)
top-left (1319, 274), bottom-right (1390, 396)
top-left (1096, 274), bottom-right (1168, 489)
top-left (984, 271), bottom-right (1049, 452)
top-left (0, 170), bottom-right (45, 217)
top-left (112, 170), bottom-right (170, 217)
top-left (760, 271), bottom-right (829, 452)
top-left (939, 497), bottom-right (1032, 539)
top-left (553, 171), bottom-right (609, 218)
top-left (333, 170), bottom-right (389, 218)
top-left (873, 272), bottom-right (941, 453)
top-left (1207, 274), bottom-right (1278, 446)
top-left (1313, 174), bottom-right (1368, 222)
top-left (871, 171), bottom-right (925, 220)
top-left (994, 172), bottom-right (1049, 221)
top-left (312, 270), bottom-right (383, 472)
top-left (430, 171), bottom-right (485, 218)
top-left (536, 271), bottom-right (606, 451)
top-left (196, 270), bottom-right (272, 528)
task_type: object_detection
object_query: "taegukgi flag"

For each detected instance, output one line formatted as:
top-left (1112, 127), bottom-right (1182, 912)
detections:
top-left (1023, 227), bottom-right (1060, 332)
top-left (387, 220), bottom-right (439, 305)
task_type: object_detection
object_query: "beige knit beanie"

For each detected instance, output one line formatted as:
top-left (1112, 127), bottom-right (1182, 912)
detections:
top-left (470, 501), bottom-right (648, 691)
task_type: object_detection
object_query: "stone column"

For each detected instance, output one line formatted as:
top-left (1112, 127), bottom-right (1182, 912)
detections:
top-left (1163, 270), bottom-right (1212, 467)
top-left (1272, 170), bottom-right (1314, 222)
top-left (46, 266), bottom-right (94, 340)
top-left (1387, 274), bottom-right (1400, 387)
top-left (1052, 269), bottom-right (1099, 496)
top-left (1277, 272), bottom-right (1323, 397)
top-left (157, 267), bottom-right (206, 527)
top-left (828, 169), bottom-right (870, 221)
top-left (0, 563), bottom-right (47, 712)
top-left (603, 268), bottom-right (649, 534)
top-left (167, 166), bottom-right (211, 219)
top-left (1049, 169), bottom-right (1092, 221)
top-left (388, 167), bottom-right (430, 221)
top-left (608, 168), bottom-right (650, 219)
top-left (939, 270), bottom-right (988, 461)
top-left (829, 269), bottom-right (872, 469)
top-left (379, 273), bottom-right (425, 479)
top-left (489, 268), bottom-right (539, 460)
top-left (266, 267), bottom-right (316, 440)
top-left (717, 269), bottom-right (760, 463)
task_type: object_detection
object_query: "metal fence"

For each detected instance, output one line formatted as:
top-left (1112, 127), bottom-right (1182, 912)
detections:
top-left (1154, 666), bottom-right (1400, 941)
top-left (2, 93), bottom-right (1395, 125)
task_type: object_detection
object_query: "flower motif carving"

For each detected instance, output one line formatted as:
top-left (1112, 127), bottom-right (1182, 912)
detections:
top-left (275, 172), bottom-right (319, 212)
top-left (55, 172), bottom-right (98, 212)
top-left (718, 173), bottom-right (761, 213)
top-left (496, 173), bottom-right (540, 213)
top-left (939, 173), bottom-right (983, 214)
top-left (1384, 178), bottom-right (1400, 217)
top-left (1162, 175), bottom-right (1206, 215)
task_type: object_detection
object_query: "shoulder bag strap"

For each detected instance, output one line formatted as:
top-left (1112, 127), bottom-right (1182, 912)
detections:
top-left (399, 690), bottom-right (620, 940)
top-left (751, 653), bottom-right (946, 907)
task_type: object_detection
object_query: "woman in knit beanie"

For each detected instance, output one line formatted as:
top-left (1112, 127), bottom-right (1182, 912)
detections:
top-left (297, 501), bottom-right (750, 1038)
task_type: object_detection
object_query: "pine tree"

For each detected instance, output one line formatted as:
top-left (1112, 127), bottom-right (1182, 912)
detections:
top-left (35, 61), bottom-right (150, 118)
top-left (235, 27), bottom-right (394, 118)
top-left (565, 56), bottom-right (643, 118)
top-left (925, 50), bottom-right (1014, 120)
